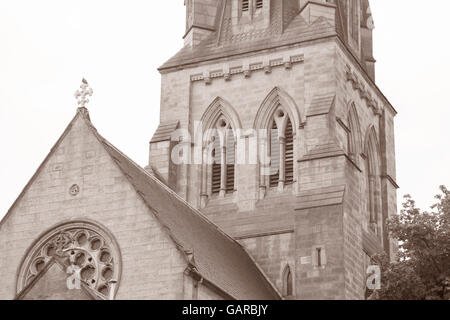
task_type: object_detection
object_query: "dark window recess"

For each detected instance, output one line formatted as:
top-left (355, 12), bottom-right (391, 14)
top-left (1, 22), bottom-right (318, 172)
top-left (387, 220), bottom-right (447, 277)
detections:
top-left (317, 248), bottom-right (322, 267)
top-left (286, 268), bottom-right (293, 296)
top-left (256, 0), bottom-right (263, 9)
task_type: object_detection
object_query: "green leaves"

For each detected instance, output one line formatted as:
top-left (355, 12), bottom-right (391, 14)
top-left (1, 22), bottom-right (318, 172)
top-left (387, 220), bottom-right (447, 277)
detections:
top-left (371, 186), bottom-right (450, 300)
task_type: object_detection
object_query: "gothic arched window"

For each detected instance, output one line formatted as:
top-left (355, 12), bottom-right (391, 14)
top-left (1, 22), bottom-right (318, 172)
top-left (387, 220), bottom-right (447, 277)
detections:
top-left (255, 88), bottom-right (302, 198)
top-left (282, 265), bottom-right (293, 298)
top-left (268, 109), bottom-right (294, 188)
top-left (199, 98), bottom-right (241, 207)
top-left (365, 127), bottom-right (382, 238)
top-left (347, 103), bottom-right (362, 162)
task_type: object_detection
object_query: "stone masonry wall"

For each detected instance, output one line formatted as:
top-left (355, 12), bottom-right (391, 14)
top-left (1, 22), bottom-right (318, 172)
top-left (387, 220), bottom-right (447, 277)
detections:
top-left (0, 115), bottom-right (188, 300)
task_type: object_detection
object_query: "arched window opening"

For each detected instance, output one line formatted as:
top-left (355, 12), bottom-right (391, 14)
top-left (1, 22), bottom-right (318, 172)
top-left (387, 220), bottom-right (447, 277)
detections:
top-left (255, 88), bottom-right (302, 198)
top-left (366, 157), bottom-right (378, 234)
top-left (365, 128), bottom-right (382, 238)
top-left (199, 98), bottom-right (241, 206)
top-left (347, 104), bottom-right (361, 162)
top-left (282, 265), bottom-right (293, 298)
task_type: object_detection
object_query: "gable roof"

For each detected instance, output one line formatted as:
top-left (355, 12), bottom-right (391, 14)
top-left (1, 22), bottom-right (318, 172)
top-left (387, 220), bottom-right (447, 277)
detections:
top-left (3, 107), bottom-right (280, 300)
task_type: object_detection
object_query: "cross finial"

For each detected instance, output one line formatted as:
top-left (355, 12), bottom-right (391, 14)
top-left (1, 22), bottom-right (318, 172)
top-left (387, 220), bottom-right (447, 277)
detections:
top-left (74, 78), bottom-right (93, 108)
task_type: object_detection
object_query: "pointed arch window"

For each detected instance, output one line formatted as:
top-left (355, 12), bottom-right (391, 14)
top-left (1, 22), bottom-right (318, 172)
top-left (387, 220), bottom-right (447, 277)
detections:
top-left (255, 88), bottom-right (302, 198)
top-left (200, 98), bottom-right (241, 207)
top-left (282, 265), bottom-right (293, 298)
top-left (268, 109), bottom-right (295, 189)
top-left (347, 103), bottom-right (361, 163)
top-left (365, 129), bottom-right (382, 238)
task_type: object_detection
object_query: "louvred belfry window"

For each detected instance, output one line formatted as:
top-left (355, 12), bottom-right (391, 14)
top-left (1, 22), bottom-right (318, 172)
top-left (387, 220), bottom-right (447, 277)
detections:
top-left (210, 126), bottom-right (235, 196)
top-left (256, 0), bottom-right (263, 9)
top-left (226, 132), bottom-right (235, 194)
top-left (270, 121), bottom-right (280, 188)
top-left (211, 137), bottom-right (222, 195)
top-left (269, 115), bottom-right (294, 188)
top-left (285, 119), bottom-right (294, 185)
top-left (242, 0), bottom-right (249, 11)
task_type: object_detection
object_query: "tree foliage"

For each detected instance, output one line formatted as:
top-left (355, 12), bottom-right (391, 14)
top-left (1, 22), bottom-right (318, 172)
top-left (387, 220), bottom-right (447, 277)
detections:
top-left (370, 186), bottom-right (450, 300)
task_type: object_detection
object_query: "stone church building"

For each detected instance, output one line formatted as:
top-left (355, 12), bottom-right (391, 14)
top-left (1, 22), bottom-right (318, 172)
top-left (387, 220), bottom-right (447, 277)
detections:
top-left (0, 0), bottom-right (398, 300)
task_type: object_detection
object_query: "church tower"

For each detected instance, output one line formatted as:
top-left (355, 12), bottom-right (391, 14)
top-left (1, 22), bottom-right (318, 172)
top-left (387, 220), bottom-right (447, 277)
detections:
top-left (150, 0), bottom-right (398, 300)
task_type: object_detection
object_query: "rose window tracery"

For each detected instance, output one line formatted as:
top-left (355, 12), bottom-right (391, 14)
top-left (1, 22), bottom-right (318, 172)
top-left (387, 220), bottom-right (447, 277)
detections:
top-left (17, 221), bottom-right (121, 299)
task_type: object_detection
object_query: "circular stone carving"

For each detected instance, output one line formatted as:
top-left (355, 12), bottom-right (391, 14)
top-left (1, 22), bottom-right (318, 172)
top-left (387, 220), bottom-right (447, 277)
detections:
top-left (17, 221), bottom-right (121, 299)
top-left (69, 184), bottom-right (80, 196)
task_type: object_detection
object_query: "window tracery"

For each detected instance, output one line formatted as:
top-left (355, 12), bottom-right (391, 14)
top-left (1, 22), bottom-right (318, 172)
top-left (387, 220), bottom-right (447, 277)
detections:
top-left (17, 221), bottom-right (121, 300)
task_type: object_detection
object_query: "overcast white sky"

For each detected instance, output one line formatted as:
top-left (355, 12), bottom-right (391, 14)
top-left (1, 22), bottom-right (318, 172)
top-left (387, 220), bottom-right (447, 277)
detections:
top-left (1, 1), bottom-right (449, 219)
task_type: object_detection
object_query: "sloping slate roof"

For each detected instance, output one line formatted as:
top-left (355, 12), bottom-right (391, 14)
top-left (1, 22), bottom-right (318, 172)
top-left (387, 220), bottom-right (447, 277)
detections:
top-left (83, 113), bottom-right (279, 300)
top-left (150, 121), bottom-right (179, 143)
top-left (160, 3), bottom-right (337, 70)
top-left (307, 94), bottom-right (336, 117)
top-left (296, 185), bottom-right (345, 211)
top-left (299, 141), bottom-right (345, 162)
top-left (362, 229), bottom-right (384, 256)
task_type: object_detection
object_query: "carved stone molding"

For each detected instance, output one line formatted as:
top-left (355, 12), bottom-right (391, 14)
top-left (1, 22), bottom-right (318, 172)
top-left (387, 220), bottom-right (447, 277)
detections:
top-left (345, 64), bottom-right (381, 115)
top-left (191, 54), bottom-right (304, 84)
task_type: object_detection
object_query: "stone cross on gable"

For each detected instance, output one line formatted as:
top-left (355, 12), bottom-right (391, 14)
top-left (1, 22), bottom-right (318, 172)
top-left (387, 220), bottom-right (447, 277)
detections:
top-left (74, 78), bottom-right (93, 108)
